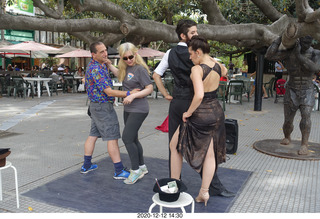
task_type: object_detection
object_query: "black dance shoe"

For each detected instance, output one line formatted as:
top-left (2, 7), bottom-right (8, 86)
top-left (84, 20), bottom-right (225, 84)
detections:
top-left (217, 190), bottom-right (236, 197)
top-left (209, 189), bottom-right (236, 197)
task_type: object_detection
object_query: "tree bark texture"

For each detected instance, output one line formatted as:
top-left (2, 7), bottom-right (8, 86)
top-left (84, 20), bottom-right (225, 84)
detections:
top-left (0, 0), bottom-right (319, 49)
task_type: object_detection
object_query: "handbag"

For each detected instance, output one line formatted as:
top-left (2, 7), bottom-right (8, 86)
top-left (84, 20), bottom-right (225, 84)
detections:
top-left (78, 83), bottom-right (85, 92)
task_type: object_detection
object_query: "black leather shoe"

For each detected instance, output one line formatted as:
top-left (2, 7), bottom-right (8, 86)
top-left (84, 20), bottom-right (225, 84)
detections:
top-left (217, 190), bottom-right (236, 197)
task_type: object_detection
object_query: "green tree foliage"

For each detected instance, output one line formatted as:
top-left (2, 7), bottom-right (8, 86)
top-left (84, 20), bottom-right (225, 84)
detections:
top-left (108, 0), bottom-right (202, 24)
top-left (3, 0), bottom-right (320, 60)
top-left (218, 0), bottom-right (271, 24)
top-left (213, 0), bottom-right (320, 58)
top-left (41, 57), bottom-right (59, 67)
top-left (218, 0), bottom-right (320, 24)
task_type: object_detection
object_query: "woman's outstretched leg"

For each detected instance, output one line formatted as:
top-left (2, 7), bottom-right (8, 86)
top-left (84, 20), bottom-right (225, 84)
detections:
top-left (201, 139), bottom-right (216, 189)
top-left (196, 139), bottom-right (215, 206)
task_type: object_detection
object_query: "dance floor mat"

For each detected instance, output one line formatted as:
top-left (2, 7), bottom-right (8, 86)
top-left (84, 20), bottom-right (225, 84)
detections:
top-left (23, 154), bottom-right (252, 213)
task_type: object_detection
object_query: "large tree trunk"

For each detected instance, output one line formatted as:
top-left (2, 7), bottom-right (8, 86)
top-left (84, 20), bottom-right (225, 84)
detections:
top-left (0, 0), bottom-right (319, 48)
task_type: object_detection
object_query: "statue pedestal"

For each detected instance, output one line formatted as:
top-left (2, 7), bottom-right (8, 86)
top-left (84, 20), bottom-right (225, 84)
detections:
top-left (253, 139), bottom-right (320, 160)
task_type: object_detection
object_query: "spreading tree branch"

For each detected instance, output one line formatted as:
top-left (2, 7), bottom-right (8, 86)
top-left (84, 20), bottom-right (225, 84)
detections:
top-left (305, 8), bottom-right (320, 22)
top-left (296, 0), bottom-right (314, 22)
top-left (1, 0), bottom-right (320, 49)
top-left (251, 0), bottom-right (283, 22)
top-left (33, 0), bottom-right (63, 19)
top-left (200, 0), bottom-right (231, 25)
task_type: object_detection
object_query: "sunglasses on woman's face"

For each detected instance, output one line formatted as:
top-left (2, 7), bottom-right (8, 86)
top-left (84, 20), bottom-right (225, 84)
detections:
top-left (123, 55), bottom-right (134, 61)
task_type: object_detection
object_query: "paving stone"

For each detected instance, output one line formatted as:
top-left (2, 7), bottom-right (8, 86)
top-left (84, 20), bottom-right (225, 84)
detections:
top-left (0, 93), bottom-right (319, 213)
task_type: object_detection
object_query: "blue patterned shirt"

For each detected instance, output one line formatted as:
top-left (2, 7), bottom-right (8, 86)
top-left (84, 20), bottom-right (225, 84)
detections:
top-left (85, 58), bottom-right (115, 103)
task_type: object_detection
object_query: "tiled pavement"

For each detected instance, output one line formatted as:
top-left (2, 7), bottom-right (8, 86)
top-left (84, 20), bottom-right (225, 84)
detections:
top-left (0, 92), bottom-right (319, 214)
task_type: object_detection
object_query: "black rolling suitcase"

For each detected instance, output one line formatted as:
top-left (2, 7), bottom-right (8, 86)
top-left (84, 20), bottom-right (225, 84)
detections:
top-left (225, 119), bottom-right (238, 154)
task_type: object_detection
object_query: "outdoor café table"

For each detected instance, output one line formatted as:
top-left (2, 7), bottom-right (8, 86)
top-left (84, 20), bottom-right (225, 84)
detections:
top-left (74, 75), bottom-right (84, 82)
top-left (73, 76), bottom-right (84, 92)
top-left (23, 77), bottom-right (52, 98)
top-left (74, 76), bottom-right (83, 85)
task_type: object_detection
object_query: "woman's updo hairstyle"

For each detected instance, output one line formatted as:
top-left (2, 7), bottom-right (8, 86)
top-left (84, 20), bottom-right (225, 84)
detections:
top-left (187, 35), bottom-right (210, 54)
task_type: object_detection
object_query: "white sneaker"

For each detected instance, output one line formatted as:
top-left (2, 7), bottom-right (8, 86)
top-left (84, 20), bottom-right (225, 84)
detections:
top-left (140, 165), bottom-right (148, 175)
top-left (123, 169), bottom-right (144, 184)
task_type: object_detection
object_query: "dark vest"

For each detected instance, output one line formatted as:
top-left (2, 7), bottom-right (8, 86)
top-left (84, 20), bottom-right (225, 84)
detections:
top-left (168, 45), bottom-right (194, 100)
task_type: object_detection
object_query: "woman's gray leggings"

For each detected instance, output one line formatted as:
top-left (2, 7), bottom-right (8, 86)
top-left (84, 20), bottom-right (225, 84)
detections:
top-left (122, 111), bottom-right (148, 170)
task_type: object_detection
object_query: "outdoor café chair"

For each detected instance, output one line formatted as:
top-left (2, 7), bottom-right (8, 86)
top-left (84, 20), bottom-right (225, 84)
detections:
top-left (218, 81), bottom-right (227, 111)
top-left (12, 76), bottom-right (33, 99)
top-left (263, 77), bottom-right (276, 98)
top-left (228, 80), bottom-right (244, 104)
top-left (63, 75), bottom-right (75, 93)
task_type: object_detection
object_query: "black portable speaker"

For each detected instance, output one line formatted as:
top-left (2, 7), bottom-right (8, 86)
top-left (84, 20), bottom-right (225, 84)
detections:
top-left (225, 119), bottom-right (238, 154)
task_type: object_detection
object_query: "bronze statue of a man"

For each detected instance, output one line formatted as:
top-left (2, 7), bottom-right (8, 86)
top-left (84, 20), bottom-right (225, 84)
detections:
top-left (265, 36), bottom-right (320, 155)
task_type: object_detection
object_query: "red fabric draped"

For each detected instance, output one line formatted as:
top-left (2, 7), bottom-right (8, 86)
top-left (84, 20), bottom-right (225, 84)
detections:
top-left (155, 115), bottom-right (169, 133)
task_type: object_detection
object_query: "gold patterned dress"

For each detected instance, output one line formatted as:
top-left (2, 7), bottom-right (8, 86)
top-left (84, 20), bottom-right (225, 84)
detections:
top-left (177, 63), bottom-right (226, 173)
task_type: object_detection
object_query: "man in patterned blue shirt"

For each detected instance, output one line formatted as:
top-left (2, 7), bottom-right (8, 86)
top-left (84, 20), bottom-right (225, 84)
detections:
top-left (81, 42), bottom-right (137, 179)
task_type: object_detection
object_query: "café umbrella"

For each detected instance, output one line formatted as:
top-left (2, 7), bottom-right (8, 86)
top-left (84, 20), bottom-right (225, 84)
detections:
top-left (0, 40), bottom-right (46, 58)
top-left (0, 41), bottom-right (59, 58)
top-left (0, 40), bottom-right (13, 68)
top-left (55, 49), bottom-right (91, 58)
top-left (0, 40), bottom-right (13, 48)
top-left (0, 41), bottom-right (59, 68)
top-left (137, 47), bottom-right (165, 58)
top-left (47, 44), bottom-right (78, 55)
top-left (56, 47), bottom-right (118, 58)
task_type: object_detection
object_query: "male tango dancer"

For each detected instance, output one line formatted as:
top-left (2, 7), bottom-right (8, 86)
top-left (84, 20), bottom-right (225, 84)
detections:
top-left (153, 19), bottom-right (235, 197)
